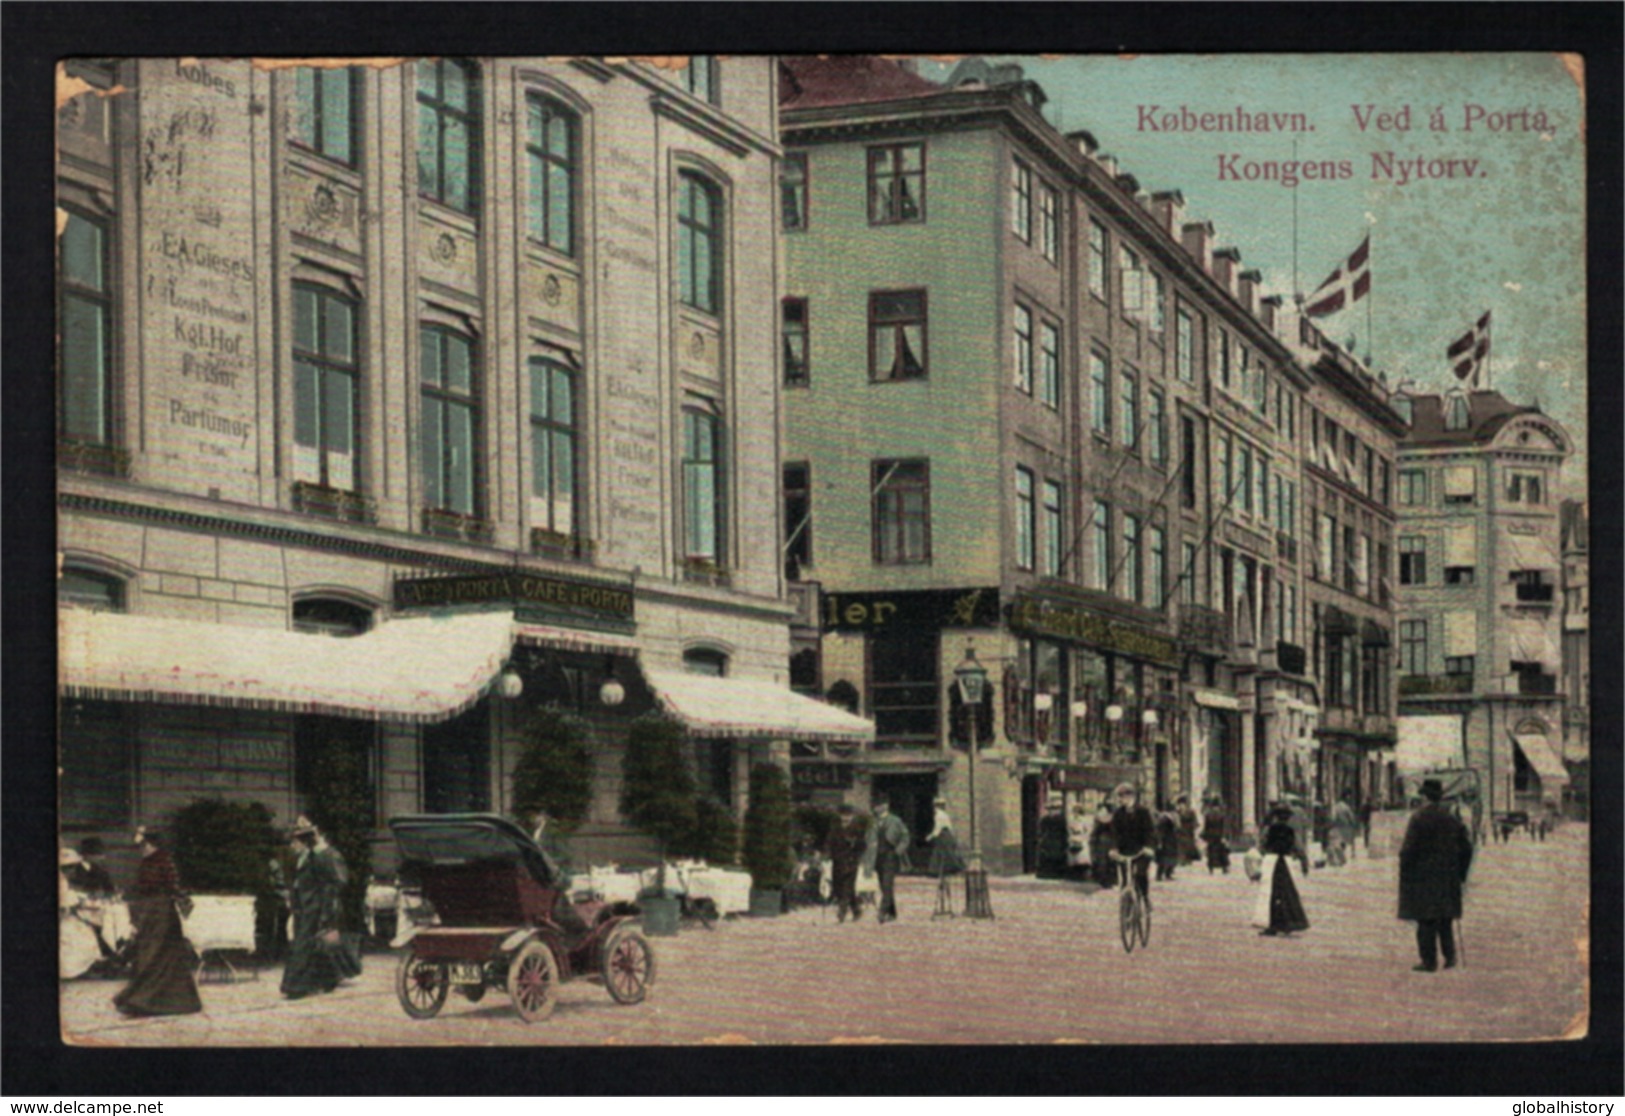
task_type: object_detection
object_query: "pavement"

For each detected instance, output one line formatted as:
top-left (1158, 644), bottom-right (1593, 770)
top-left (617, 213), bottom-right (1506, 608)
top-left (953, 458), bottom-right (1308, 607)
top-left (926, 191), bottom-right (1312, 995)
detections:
top-left (60, 822), bottom-right (1589, 1046)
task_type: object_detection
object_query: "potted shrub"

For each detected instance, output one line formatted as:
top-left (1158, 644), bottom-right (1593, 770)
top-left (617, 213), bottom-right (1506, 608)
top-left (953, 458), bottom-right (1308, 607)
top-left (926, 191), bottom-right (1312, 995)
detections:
top-left (511, 705), bottom-right (594, 836)
top-left (619, 714), bottom-right (697, 936)
top-left (169, 798), bottom-right (279, 959)
top-left (680, 795), bottom-right (739, 867)
top-left (302, 733), bottom-right (374, 954)
top-left (742, 763), bottom-right (793, 916)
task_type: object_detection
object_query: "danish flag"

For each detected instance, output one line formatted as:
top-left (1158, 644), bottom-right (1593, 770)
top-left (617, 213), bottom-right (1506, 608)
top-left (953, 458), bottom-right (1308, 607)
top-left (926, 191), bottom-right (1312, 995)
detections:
top-left (1447, 311), bottom-right (1492, 385)
top-left (1302, 235), bottom-right (1372, 318)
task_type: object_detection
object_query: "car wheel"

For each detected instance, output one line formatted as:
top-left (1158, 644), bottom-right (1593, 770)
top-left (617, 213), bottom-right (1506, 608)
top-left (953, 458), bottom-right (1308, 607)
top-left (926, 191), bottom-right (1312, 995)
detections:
top-left (396, 953), bottom-right (448, 1020)
top-left (507, 940), bottom-right (559, 1023)
top-left (602, 927), bottom-right (655, 1005)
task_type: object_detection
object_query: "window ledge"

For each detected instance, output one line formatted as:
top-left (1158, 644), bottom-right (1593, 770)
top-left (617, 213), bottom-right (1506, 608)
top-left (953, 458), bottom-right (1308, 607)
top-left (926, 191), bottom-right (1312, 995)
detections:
top-left (681, 557), bottom-right (732, 587)
top-left (422, 507), bottom-right (494, 543)
top-left (59, 440), bottom-right (130, 479)
top-left (531, 528), bottom-right (595, 562)
top-left (293, 481), bottom-right (376, 525)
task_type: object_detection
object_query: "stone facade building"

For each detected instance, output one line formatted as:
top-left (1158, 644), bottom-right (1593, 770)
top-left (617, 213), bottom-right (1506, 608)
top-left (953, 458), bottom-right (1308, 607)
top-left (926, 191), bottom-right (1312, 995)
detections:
top-left (1393, 389), bottom-right (1572, 814)
top-left (56, 56), bottom-right (869, 867)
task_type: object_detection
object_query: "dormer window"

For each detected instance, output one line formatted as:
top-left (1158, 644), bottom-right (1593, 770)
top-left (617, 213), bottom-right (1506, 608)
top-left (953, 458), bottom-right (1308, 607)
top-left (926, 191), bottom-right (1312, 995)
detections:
top-left (1445, 394), bottom-right (1470, 431)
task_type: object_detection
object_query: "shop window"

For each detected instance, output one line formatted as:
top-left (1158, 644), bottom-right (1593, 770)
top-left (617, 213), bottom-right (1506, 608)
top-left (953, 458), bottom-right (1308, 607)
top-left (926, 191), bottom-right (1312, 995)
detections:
top-left (869, 632), bottom-right (938, 747)
top-left (677, 172), bottom-right (723, 314)
top-left (867, 142), bottom-right (924, 225)
top-left (869, 290), bottom-right (927, 381)
top-left (525, 95), bottom-right (577, 255)
top-left (416, 59), bottom-right (481, 214)
top-left (294, 284), bottom-right (361, 492)
top-left (872, 459), bottom-right (930, 565)
top-left (292, 65), bottom-right (359, 166)
top-left (422, 703), bottom-right (489, 814)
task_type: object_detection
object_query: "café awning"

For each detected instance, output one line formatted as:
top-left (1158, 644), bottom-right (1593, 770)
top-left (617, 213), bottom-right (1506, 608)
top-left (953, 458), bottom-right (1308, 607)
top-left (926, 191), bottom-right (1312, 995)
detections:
top-left (1511, 731), bottom-right (1568, 785)
top-left (1189, 687), bottom-right (1241, 711)
top-left (59, 608), bottom-right (633, 723)
top-left (643, 669), bottom-right (874, 744)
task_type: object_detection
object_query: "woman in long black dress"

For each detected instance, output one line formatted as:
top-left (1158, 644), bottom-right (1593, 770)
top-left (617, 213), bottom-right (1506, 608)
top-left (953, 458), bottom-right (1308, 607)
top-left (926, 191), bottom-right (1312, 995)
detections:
top-left (1201, 796), bottom-right (1231, 874)
top-left (113, 828), bottom-right (202, 1016)
top-left (1251, 806), bottom-right (1310, 936)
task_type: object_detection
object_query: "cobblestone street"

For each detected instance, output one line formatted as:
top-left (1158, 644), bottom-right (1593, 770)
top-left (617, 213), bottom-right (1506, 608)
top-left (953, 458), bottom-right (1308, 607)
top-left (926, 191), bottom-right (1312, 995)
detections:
top-left (60, 825), bottom-right (1588, 1047)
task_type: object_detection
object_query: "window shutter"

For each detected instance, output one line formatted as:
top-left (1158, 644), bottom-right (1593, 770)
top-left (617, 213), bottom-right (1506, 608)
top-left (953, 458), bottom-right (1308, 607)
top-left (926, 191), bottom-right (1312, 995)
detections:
top-left (1444, 611), bottom-right (1478, 657)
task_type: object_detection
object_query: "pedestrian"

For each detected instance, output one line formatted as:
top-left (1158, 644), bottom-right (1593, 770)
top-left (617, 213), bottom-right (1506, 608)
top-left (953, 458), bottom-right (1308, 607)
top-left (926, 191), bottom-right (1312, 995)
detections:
top-left (72, 837), bottom-right (117, 898)
top-left (280, 817), bottom-right (344, 1000)
top-left (1175, 795), bottom-right (1201, 866)
top-left (312, 825), bottom-right (363, 981)
top-left (1252, 805), bottom-right (1310, 937)
top-left (1284, 798), bottom-right (1312, 876)
top-left (113, 827), bottom-right (202, 1017)
top-left (1090, 795), bottom-right (1117, 889)
top-left (1154, 806), bottom-right (1180, 881)
top-left (1036, 797), bottom-right (1070, 879)
top-left (1201, 795), bottom-right (1231, 874)
top-left (1067, 803), bottom-right (1092, 878)
top-left (1397, 777), bottom-right (1474, 972)
top-left (865, 799), bottom-right (911, 923)
top-left (927, 797), bottom-right (965, 879)
top-left (1359, 798), bottom-right (1374, 849)
top-left (1329, 795), bottom-right (1359, 866)
top-left (1109, 783), bottom-right (1155, 907)
top-left (827, 803), bottom-right (867, 922)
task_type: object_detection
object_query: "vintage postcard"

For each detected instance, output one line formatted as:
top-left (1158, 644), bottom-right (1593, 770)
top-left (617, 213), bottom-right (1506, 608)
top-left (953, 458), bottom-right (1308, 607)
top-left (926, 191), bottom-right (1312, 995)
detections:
top-left (50, 50), bottom-right (1591, 1054)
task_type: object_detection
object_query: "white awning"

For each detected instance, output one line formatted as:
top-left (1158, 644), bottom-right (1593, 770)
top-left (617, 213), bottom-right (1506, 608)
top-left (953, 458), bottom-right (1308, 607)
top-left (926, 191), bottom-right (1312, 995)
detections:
top-left (1509, 620), bottom-right (1559, 670)
top-left (643, 669), bottom-right (874, 744)
top-left (1445, 522), bottom-right (1477, 568)
top-left (1511, 731), bottom-right (1569, 784)
top-left (59, 608), bottom-right (632, 723)
top-left (1443, 611), bottom-right (1478, 658)
top-left (1189, 687), bottom-right (1241, 711)
top-left (514, 622), bottom-right (639, 657)
top-left (1443, 464), bottom-right (1477, 499)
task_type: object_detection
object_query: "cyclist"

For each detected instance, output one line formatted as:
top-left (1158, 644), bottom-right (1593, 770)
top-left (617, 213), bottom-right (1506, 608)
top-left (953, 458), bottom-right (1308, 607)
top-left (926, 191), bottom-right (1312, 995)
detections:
top-left (1108, 782), bottom-right (1156, 910)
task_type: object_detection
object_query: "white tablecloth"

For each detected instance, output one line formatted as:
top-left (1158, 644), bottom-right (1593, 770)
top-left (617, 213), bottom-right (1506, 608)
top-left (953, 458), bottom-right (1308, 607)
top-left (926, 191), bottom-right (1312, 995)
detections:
top-left (183, 894), bottom-right (258, 952)
top-left (674, 866), bottom-right (753, 915)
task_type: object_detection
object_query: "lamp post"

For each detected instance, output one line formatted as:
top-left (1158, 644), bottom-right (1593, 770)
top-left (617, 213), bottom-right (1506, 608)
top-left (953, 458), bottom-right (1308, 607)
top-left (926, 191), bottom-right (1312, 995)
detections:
top-left (954, 646), bottom-right (994, 919)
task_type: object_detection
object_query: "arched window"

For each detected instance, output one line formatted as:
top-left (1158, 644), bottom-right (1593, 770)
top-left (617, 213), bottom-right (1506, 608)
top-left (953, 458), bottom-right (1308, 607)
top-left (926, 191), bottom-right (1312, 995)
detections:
top-left (677, 172), bottom-right (723, 314)
top-left (417, 59), bottom-right (481, 214)
top-left (1445, 394), bottom-right (1470, 432)
top-left (683, 647), bottom-right (729, 677)
top-left (526, 95), bottom-right (577, 254)
top-left (59, 565), bottom-right (125, 612)
top-left (293, 596), bottom-right (373, 637)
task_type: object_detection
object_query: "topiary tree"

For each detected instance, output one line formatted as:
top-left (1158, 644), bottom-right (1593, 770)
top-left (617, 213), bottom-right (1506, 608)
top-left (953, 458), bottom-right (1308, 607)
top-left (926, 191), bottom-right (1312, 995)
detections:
top-left (510, 705), bottom-right (594, 834)
top-left (170, 798), bottom-right (278, 894)
top-left (742, 763), bottom-right (794, 892)
top-left (303, 735), bottom-right (374, 934)
top-left (677, 795), bottom-right (739, 866)
top-left (619, 714), bottom-right (697, 891)
top-left (794, 804), bottom-right (837, 856)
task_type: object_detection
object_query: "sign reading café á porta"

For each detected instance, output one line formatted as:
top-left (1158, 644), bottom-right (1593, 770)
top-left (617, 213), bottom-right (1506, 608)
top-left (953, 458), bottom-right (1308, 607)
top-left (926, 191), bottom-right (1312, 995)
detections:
top-left (1010, 594), bottom-right (1179, 666)
top-left (393, 572), bottom-right (635, 621)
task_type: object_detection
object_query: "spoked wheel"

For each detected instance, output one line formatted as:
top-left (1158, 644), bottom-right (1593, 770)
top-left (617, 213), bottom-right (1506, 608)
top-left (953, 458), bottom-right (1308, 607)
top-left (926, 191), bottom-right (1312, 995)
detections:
top-left (507, 940), bottom-right (559, 1023)
top-left (1119, 889), bottom-right (1137, 953)
top-left (602, 926), bottom-right (655, 1005)
top-left (396, 953), bottom-right (449, 1019)
top-left (1136, 893), bottom-right (1152, 947)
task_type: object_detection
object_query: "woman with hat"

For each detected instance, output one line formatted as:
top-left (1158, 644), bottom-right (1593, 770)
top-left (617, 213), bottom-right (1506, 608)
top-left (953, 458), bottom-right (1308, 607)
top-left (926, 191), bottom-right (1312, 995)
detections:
top-left (280, 816), bottom-right (344, 1000)
top-left (1251, 805), bottom-right (1310, 937)
top-left (926, 797), bottom-right (965, 879)
top-left (1201, 795), bottom-right (1231, 874)
top-left (112, 828), bottom-right (202, 1015)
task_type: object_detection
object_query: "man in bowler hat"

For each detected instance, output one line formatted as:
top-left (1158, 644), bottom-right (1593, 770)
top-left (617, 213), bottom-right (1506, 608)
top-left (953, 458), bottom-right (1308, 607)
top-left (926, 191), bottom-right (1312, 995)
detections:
top-left (1398, 778), bottom-right (1474, 972)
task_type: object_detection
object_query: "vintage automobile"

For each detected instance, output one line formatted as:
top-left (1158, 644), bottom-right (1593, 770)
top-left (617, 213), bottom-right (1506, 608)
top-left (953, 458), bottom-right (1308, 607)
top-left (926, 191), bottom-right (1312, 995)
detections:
top-left (389, 813), bottom-right (654, 1022)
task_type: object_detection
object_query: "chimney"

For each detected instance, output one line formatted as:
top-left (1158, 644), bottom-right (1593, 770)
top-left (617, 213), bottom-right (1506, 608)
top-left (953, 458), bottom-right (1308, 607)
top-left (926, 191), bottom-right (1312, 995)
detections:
top-left (1260, 294), bottom-right (1282, 333)
top-left (1151, 190), bottom-right (1186, 235)
top-left (1096, 153), bottom-right (1119, 179)
top-left (894, 57), bottom-right (919, 76)
top-left (1115, 172), bottom-right (1141, 196)
top-left (1182, 220), bottom-right (1214, 272)
top-left (1213, 247), bottom-right (1241, 296)
top-left (1238, 268), bottom-right (1262, 315)
top-left (1067, 129), bottom-right (1099, 156)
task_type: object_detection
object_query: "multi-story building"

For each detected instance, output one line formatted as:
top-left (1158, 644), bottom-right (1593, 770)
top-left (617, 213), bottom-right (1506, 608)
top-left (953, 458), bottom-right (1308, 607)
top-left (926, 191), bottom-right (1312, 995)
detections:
top-left (1559, 498), bottom-right (1589, 780)
top-left (1393, 389), bottom-right (1572, 814)
top-left (777, 56), bottom-right (1397, 870)
top-left (56, 56), bottom-right (870, 868)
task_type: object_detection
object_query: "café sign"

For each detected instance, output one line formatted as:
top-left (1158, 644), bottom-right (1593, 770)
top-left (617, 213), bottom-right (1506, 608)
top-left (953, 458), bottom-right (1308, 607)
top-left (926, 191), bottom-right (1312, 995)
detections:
top-left (394, 572), bottom-right (635, 623)
top-left (821, 587), bottom-right (1001, 633)
top-left (1010, 594), bottom-right (1178, 666)
top-left (792, 762), bottom-right (855, 790)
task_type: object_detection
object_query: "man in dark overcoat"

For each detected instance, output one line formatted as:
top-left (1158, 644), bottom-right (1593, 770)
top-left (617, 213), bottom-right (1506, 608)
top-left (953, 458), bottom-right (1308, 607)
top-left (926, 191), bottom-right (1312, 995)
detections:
top-left (1397, 778), bottom-right (1475, 972)
top-left (826, 803), bottom-right (867, 922)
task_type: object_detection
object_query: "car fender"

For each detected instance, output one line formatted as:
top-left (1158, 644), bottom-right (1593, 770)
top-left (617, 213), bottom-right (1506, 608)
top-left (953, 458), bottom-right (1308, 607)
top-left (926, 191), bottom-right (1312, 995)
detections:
top-left (500, 928), bottom-right (538, 953)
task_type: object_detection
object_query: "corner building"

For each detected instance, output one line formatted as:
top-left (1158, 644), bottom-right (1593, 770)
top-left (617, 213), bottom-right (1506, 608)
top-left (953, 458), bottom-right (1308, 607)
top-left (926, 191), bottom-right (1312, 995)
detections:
top-left (56, 56), bottom-right (871, 868)
top-left (777, 57), bottom-right (1400, 870)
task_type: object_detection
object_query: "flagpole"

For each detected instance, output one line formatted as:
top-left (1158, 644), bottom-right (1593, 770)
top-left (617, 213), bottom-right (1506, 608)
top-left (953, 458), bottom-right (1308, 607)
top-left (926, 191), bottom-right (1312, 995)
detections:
top-left (1366, 225), bottom-right (1374, 364)
top-left (1292, 138), bottom-right (1300, 299)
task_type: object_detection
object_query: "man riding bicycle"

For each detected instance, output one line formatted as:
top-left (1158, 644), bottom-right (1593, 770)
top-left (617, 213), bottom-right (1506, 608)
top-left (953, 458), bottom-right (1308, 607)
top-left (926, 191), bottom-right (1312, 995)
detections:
top-left (1109, 782), bottom-right (1156, 908)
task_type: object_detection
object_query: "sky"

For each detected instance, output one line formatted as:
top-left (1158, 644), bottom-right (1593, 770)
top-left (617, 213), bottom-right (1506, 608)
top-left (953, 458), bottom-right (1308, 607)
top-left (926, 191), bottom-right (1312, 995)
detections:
top-left (921, 54), bottom-right (1588, 490)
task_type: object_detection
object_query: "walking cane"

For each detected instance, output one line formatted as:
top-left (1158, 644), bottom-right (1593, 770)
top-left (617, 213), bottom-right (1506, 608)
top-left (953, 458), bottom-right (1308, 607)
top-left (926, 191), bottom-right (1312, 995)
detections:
top-left (1455, 917), bottom-right (1466, 968)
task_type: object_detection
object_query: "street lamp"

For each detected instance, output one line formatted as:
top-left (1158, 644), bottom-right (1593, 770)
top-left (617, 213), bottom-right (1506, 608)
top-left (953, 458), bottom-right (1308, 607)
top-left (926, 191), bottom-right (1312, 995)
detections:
top-left (953, 646), bottom-right (994, 919)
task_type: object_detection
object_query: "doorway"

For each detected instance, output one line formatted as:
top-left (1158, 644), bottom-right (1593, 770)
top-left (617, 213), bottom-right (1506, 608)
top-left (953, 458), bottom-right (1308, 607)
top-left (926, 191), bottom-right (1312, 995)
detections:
top-left (869, 772), bottom-right (938, 872)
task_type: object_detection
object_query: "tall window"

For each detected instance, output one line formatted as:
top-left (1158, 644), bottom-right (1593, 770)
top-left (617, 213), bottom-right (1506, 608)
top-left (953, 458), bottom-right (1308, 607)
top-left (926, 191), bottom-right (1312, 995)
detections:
top-left (420, 326), bottom-right (479, 516)
top-left (1123, 514), bottom-right (1143, 603)
top-left (870, 631), bottom-right (938, 747)
top-left (1181, 541), bottom-right (1198, 606)
top-left (1090, 351), bottom-right (1111, 435)
top-left (1257, 456), bottom-right (1270, 525)
top-left (1238, 443), bottom-right (1254, 514)
top-left (1217, 432), bottom-right (1233, 506)
top-left (417, 59), bottom-right (480, 214)
top-left (1400, 469), bottom-right (1428, 505)
top-left (529, 356), bottom-right (577, 537)
top-left (526, 95), bottom-right (576, 254)
top-left (870, 290), bottom-right (927, 381)
top-left (1011, 159), bottom-right (1032, 242)
top-left (684, 56), bottom-right (719, 104)
top-left (1400, 620), bottom-right (1428, 675)
top-left (782, 298), bottom-right (809, 387)
top-left (1176, 309), bottom-right (1194, 382)
top-left (1343, 524), bottom-right (1358, 593)
top-left (1013, 303), bottom-right (1033, 394)
top-left (1119, 246), bottom-right (1143, 316)
top-left (678, 172), bottom-right (722, 314)
top-left (1218, 329), bottom-right (1231, 388)
top-left (1015, 466), bottom-right (1035, 570)
top-left (783, 462), bottom-right (811, 577)
top-left (1399, 535), bottom-right (1427, 586)
top-left (293, 284), bottom-right (359, 491)
top-left (1446, 394), bottom-right (1469, 431)
top-left (1356, 533), bottom-right (1371, 597)
top-left (1039, 183), bottom-right (1058, 262)
top-left (1092, 500), bottom-right (1112, 590)
top-left (1039, 321), bottom-right (1060, 409)
top-left (873, 459), bottom-right (930, 565)
top-left (1150, 273), bottom-right (1167, 334)
top-left (868, 143), bottom-right (924, 225)
top-left (683, 408), bottom-right (725, 562)
top-left (1318, 512), bottom-right (1336, 581)
top-left (1180, 414), bottom-right (1197, 508)
top-left (292, 66), bottom-right (358, 165)
top-left (1120, 367), bottom-right (1139, 450)
top-left (1149, 524), bottom-right (1167, 609)
top-left (1042, 480), bottom-right (1063, 577)
top-left (781, 151), bottom-right (808, 231)
top-left (59, 209), bottom-right (113, 446)
top-left (1087, 220), bottom-right (1107, 300)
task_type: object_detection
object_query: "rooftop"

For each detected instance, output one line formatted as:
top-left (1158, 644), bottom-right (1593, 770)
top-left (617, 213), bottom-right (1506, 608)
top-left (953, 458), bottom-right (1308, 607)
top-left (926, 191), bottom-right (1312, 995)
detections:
top-left (778, 55), bottom-right (945, 110)
top-left (1400, 389), bottom-right (1544, 447)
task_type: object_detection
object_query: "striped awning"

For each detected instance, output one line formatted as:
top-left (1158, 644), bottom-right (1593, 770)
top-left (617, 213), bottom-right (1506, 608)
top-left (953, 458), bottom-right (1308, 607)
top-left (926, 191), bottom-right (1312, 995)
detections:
top-left (643, 669), bottom-right (874, 744)
top-left (1511, 731), bottom-right (1568, 784)
top-left (59, 608), bottom-right (634, 723)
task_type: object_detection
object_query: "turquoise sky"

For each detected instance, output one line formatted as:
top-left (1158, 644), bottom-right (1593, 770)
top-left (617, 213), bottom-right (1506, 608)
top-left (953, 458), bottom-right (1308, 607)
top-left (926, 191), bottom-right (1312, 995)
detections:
top-left (924, 54), bottom-right (1587, 489)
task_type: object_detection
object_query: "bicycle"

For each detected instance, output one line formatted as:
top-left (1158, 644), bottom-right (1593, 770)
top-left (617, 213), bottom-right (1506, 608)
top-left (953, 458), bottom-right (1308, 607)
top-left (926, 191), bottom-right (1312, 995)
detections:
top-left (1112, 849), bottom-right (1154, 953)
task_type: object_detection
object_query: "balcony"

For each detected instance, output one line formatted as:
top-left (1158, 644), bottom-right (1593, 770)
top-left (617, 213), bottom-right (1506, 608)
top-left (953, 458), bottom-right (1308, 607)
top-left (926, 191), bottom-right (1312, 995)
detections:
top-left (681, 556), bottom-right (732, 588)
top-left (59, 439), bottom-right (131, 479)
top-left (1400, 673), bottom-right (1474, 696)
top-left (421, 507), bottom-right (494, 544)
top-left (1517, 672), bottom-right (1558, 696)
top-left (293, 481), bottom-right (376, 525)
top-left (530, 528), bottom-right (594, 563)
